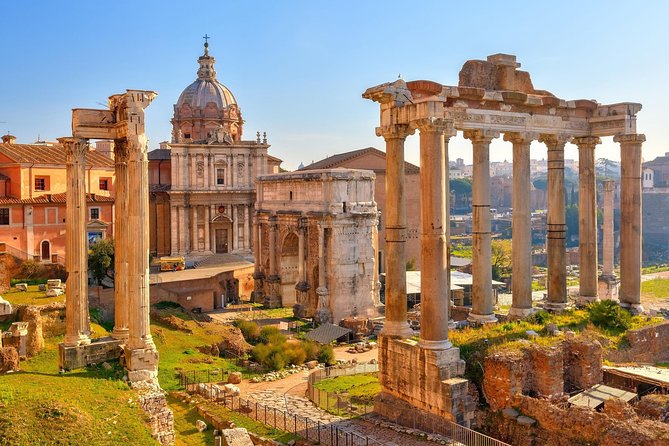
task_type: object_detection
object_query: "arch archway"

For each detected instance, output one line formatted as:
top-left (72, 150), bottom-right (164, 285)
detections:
top-left (280, 232), bottom-right (299, 306)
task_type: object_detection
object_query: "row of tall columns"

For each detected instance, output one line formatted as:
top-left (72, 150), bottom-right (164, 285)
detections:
top-left (415, 118), bottom-right (453, 348)
top-left (60, 137), bottom-right (91, 347)
top-left (465, 130), bottom-right (498, 323)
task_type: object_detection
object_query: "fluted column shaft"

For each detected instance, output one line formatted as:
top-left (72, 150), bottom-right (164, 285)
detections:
top-left (602, 180), bottom-right (615, 277)
top-left (61, 137), bottom-right (91, 347)
top-left (298, 220), bottom-right (306, 283)
top-left (505, 133), bottom-right (534, 317)
top-left (415, 118), bottom-right (454, 348)
top-left (269, 216), bottom-right (278, 277)
top-left (575, 136), bottom-right (601, 302)
top-left (465, 130), bottom-right (497, 323)
top-left (112, 140), bottom-right (129, 340)
top-left (243, 204), bottom-right (250, 251)
top-left (543, 135), bottom-right (568, 309)
top-left (378, 124), bottom-right (413, 339)
top-left (170, 205), bottom-right (178, 255)
top-left (616, 133), bottom-right (645, 311)
top-left (191, 206), bottom-right (198, 252)
top-left (178, 205), bottom-right (186, 254)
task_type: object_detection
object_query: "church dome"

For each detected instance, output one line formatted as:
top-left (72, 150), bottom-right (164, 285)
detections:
top-left (176, 42), bottom-right (237, 109)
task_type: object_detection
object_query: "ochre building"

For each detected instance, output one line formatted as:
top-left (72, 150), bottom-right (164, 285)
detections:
top-left (0, 134), bottom-right (115, 261)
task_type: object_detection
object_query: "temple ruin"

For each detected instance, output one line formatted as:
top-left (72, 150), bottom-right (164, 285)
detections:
top-left (363, 53), bottom-right (644, 426)
top-left (59, 90), bottom-right (159, 383)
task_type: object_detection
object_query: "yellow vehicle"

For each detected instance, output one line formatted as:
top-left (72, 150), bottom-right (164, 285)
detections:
top-left (159, 256), bottom-right (186, 272)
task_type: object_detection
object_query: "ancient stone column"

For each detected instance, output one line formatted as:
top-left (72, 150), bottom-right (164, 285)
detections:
top-left (191, 206), bottom-right (198, 252)
top-left (377, 124), bottom-right (414, 339)
top-left (204, 205), bottom-right (211, 252)
top-left (506, 132), bottom-right (535, 318)
top-left (178, 205), bottom-right (186, 254)
top-left (542, 134), bottom-right (569, 311)
top-left (372, 212), bottom-right (381, 306)
top-left (295, 217), bottom-right (310, 316)
top-left (243, 204), bottom-right (250, 251)
top-left (602, 180), bottom-right (615, 278)
top-left (615, 133), bottom-right (645, 313)
top-left (465, 129), bottom-right (498, 324)
top-left (112, 139), bottom-right (129, 340)
top-left (252, 217), bottom-right (265, 303)
top-left (232, 204), bottom-right (239, 251)
top-left (574, 136), bottom-right (601, 304)
top-left (265, 215), bottom-right (281, 307)
top-left (414, 118), bottom-right (454, 348)
top-left (315, 223), bottom-right (333, 324)
top-left (124, 92), bottom-right (159, 379)
top-left (170, 205), bottom-right (178, 256)
top-left (60, 137), bottom-right (91, 347)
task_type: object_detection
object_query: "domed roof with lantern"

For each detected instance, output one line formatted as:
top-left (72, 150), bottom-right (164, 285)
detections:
top-left (172, 37), bottom-right (244, 143)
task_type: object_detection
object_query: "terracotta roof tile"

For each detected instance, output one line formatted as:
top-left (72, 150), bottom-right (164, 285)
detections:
top-left (300, 147), bottom-right (419, 174)
top-left (0, 143), bottom-right (114, 168)
top-left (0, 192), bottom-right (114, 205)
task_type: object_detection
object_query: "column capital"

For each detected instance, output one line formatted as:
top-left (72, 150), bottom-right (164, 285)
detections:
top-left (298, 216), bottom-right (308, 231)
top-left (463, 129), bottom-right (499, 144)
top-left (613, 133), bottom-right (646, 144)
top-left (539, 133), bottom-right (571, 149)
top-left (375, 124), bottom-right (414, 140)
top-left (602, 179), bottom-right (615, 192)
top-left (58, 137), bottom-right (89, 160)
top-left (269, 214), bottom-right (278, 230)
top-left (572, 136), bottom-right (601, 149)
top-left (113, 138), bottom-right (129, 162)
top-left (411, 117), bottom-right (456, 136)
top-left (503, 132), bottom-right (538, 144)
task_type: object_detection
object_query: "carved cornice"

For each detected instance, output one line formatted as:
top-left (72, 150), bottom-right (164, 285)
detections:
top-left (375, 124), bottom-right (414, 141)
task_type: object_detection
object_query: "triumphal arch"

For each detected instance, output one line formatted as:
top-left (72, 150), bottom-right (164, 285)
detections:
top-left (58, 90), bottom-right (159, 383)
top-left (364, 54), bottom-right (644, 426)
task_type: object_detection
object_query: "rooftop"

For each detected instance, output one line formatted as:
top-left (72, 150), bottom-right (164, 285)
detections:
top-left (0, 143), bottom-right (114, 167)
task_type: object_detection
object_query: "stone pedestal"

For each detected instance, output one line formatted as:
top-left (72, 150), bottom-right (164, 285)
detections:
top-left (375, 336), bottom-right (475, 427)
top-left (263, 276), bottom-right (281, 308)
top-left (251, 271), bottom-right (265, 303)
top-left (314, 287), bottom-right (333, 324)
top-left (59, 337), bottom-right (124, 371)
top-left (126, 347), bottom-right (160, 382)
top-left (293, 281), bottom-right (311, 318)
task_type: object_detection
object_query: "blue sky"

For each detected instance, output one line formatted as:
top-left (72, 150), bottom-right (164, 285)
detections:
top-left (1, 1), bottom-right (667, 170)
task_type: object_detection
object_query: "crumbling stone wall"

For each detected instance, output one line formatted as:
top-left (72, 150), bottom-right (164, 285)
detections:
top-left (606, 321), bottom-right (669, 363)
top-left (484, 394), bottom-right (669, 446)
top-left (483, 338), bottom-right (603, 410)
top-left (0, 347), bottom-right (19, 373)
top-left (139, 391), bottom-right (175, 446)
top-left (16, 302), bottom-right (66, 356)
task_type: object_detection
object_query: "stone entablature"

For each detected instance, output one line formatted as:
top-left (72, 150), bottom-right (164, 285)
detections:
top-left (253, 169), bottom-right (379, 323)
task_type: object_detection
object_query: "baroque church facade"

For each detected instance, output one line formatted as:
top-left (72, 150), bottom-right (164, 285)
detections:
top-left (149, 42), bottom-right (281, 257)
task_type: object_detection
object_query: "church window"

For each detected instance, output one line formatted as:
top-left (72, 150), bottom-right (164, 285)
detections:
top-left (0, 208), bottom-right (9, 225)
top-left (217, 169), bottom-right (225, 185)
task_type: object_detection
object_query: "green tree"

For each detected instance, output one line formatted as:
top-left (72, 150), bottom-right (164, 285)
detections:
top-left (491, 239), bottom-right (512, 280)
top-left (88, 238), bottom-right (114, 284)
top-left (565, 204), bottom-right (579, 247)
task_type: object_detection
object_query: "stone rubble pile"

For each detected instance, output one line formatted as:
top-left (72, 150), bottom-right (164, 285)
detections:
top-left (138, 389), bottom-right (175, 446)
top-left (249, 362), bottom-right (323, 383)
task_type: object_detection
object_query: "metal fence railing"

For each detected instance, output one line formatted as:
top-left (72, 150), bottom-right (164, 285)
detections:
top-left (307, 363), bottom-right (380, 416)
top-left (181, 365), bottom-right (511, 446)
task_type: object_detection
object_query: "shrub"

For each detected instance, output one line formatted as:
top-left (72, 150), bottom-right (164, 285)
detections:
top-left (302, 340), bottom-right (321, 361)
top-left (587, 300), bottom-right (631, 331)
top-left (259, 326), bottom-right (286, 345)
top-left (234, 320), bottom-right (261, 343)
top-left (528, 310), bottom-right (551, 325)
top-left (318, 344), bottom-right (335, 366)
top-left (283, 342), bottom-right (307, 366)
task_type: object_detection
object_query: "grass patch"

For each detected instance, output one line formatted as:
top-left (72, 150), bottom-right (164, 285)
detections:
top-left (167, 395), bottom-right (212, 446)
top-left (2, 285), bottom-right (66, 306)
top-left (313, 373), bottom-right (379, 394)
top-left (641, 278), bottom-right (669, 300)
top-left (0, 329), bottom-right (155, 445)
